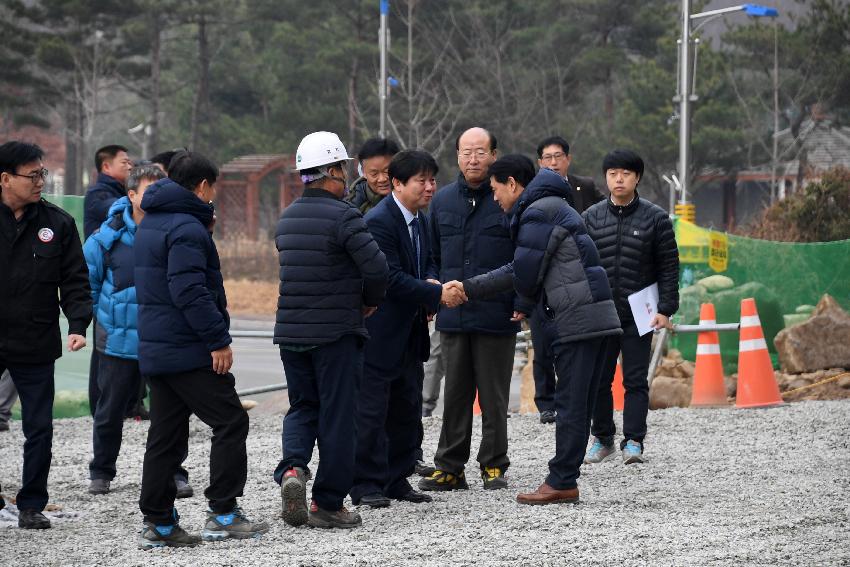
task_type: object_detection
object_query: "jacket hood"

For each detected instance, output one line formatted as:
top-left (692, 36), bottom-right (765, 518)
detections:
top-left (92, 196), bottom-right (135, 249)
top-left (511, 168), bottom-right (571, 217)
top-left (140, 178), bottom-right (214, 226)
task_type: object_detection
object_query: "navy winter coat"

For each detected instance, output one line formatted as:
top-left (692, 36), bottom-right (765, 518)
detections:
top-left (463, 169), bottom-right (621, 345)
top-left (429, 174), bottom-right (519, 335)
top-left (84, 197), bottom-right (140, 359)
top-left (273, 188), bottom-right (388, 345)
top-left (84, 173), bottom-right (126, 238)
top-left (134, 179), bottom-right (231, 376)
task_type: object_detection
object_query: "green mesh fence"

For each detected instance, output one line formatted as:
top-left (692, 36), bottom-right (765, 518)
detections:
top-left (44, 194), bottom-right (85, 237)
top-left (672, 219), bottom-right (850, 373)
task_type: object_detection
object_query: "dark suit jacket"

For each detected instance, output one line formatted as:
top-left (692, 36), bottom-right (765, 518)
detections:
top-left (363, 196), bottom-right (441, 375)
top-left (566, 173), bottom-right (604, 214)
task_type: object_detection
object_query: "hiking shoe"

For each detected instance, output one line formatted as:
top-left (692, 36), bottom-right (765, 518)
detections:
top-left (88, 478), bottom-right (110, 495)
top-left (539, 410), bottom-right (556, 424)
top-left (307, 500), bottom-right (362, 529)
top-left (481, 467), bottom-right (508, 490)
top-left (201, 507), bottom-right (269, 541)
top-left (415, 460), bottom-right (436, 477)
top-left (281, 467), bottom-right (308, 527)
top-left (584, 438), bottom-right (616, 464)
top-left (139, 522), bottom-right (200, 549)
top-left (18, 509), bottom-right (51, 529)
top-left (175, 478), bottom-right (194, 499)
top-left (418, 470), bottom-right (469, 492)
top-left (622, 440), bottom-right (644, 464)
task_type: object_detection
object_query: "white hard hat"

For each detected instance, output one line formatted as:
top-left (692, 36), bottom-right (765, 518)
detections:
top-left (294, 131), bottom-right (353, 171)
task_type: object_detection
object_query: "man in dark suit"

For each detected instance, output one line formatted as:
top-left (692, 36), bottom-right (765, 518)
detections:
top-left (351, 150), bottom-right (465, 508)
top-left (532, 135), bottom-right (605, 423)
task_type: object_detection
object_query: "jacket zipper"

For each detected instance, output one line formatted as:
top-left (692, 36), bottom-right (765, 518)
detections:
top-left (613, 207), bottom-right (623, 303)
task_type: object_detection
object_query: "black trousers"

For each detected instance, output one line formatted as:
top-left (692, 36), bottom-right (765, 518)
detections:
top-left (591, 321), bottom-right (652, 448)
top-left (351, 352), bottom-right (423, 501)
top-left (433, 332), bottom-right (516, 474)
top-left (547, 335), bottom-right (609, 490)
top-left (139, 368), bottom-right (248, 525)
top-left (529, 314), bottom-right (557, 413)
top-left (274, 335), bottom-right (362, 511)
top-left (89, 353), bottom-right (141, 480)
top-left (88, 347), bottom-right (100, 417)
top-left (0, 360), bottom-right (54, 511)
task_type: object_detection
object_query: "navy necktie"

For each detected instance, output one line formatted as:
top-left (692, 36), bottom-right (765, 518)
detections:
top-left (410, 216), bottom-right (421, 279)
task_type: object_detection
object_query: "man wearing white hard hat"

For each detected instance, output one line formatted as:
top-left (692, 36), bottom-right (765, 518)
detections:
top-left (272, 131), bottom-right (389, 529)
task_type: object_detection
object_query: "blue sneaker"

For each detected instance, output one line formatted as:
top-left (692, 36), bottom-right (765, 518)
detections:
top-left (622, 440), bottom-right (644, 464)
top-left (202, 507), bottom-right (269, 541)
top-left (584, 438), bottom-right (615, 464)
top-left (139, 523), bottom-right (200, 550)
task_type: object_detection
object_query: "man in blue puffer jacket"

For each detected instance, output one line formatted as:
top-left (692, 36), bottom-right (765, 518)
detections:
top-left (135, 151), bottom-right (267, 549)
top-left (458, 157), bottom-right (622, 506)
top-left (84, 165), bottom-right (166, 496)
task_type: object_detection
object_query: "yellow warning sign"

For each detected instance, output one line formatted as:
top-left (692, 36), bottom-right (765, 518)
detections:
top-left (708, 230), bottom-right (728, 272)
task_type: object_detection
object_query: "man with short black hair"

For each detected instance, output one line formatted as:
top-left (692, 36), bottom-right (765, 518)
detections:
top-left (351, 149), bottom-right (463, 508)
top-left (84, 145), bottom-right (133, 238)
top-left (345, 137), bottom-right (400, 214)
top-left (0, 141), bottom-right (92, 529)
top-left (150, 149), bottom-right (180, 174)
top-left (582, 149), bottom-right (679, 466)
top-left (135, 150), bottom-right (267, 548)
top-left (532, 136), bottom-right (605, 424)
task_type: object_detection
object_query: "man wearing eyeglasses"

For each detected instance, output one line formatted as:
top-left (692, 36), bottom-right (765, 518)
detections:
top-left (531, 136), bottom-right (604, 425)
top-left (420, 127), bottom-right (519, 493)
top-left (0, 141), bottom-right (92, 529)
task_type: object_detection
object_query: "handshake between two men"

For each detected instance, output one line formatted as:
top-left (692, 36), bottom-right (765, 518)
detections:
top-left (428, 279), bottom-right (467, 308)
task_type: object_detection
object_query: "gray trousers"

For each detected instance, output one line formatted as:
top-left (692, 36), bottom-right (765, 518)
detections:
top-left (421, 325), bottom-right (445, 412)
top-left (0, 370), bottom-right (18, 424)
top-left (433, 332), bottom-right (516, 474)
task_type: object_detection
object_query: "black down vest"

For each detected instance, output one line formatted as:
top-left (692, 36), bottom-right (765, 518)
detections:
top-left (581, 193), bottom-right (679, 323)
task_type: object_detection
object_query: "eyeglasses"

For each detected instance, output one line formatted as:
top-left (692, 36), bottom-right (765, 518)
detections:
top-left (540, 152), bottom-right (567, 161)
top-left (458, 150), bottom-right (492, 159)
top-left (9, 168), bottom-right (49, 183)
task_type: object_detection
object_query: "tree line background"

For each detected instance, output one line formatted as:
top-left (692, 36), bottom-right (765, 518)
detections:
top-left (1, 0), bottom-right (848, 234)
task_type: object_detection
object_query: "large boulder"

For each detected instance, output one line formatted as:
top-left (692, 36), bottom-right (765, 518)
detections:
top-left (774, 294), bottom-right (850, 373)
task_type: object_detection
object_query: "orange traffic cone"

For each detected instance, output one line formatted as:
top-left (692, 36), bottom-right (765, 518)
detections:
top-left (736, 298), bottom-right (783, 408)
top-left (690, 303), bottom-right (728, 407)
top-left (612, 361), bottom-right (625, 411)
top-left (473, 391), bottom-right (482, 415)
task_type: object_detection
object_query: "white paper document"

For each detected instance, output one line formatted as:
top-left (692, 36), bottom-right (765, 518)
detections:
top-left (628, 283), bottom-right (659, 336)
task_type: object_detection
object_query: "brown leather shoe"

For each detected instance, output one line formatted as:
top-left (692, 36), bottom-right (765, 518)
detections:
top-left (516, 483), bottom-right (579, 506)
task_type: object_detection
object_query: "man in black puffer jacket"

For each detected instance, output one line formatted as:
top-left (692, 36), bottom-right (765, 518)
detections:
top-left (273, 131), bottom-right (388, 530)
top-left (581, 149), bottom-right (679, 466)
top-left (459, 157), bottom-right (621, 505)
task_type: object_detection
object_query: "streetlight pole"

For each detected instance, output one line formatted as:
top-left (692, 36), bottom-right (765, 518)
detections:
top-left (379, 0), bottom-right (389, 138)
top-left (675, 2), bottom-right (779, 218)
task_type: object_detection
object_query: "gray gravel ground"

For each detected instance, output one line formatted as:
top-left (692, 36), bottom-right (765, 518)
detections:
top-left (1, 400), bottom-right (848, 566)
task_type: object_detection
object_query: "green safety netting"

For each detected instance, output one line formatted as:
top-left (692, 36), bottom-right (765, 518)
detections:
top-left (672, 218), bottom-right (850, 372)
top-left (44, 194), bottom-right (84, 237)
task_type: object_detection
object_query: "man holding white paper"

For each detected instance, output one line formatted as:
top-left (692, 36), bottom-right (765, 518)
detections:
top-left (581, 150), bottom-right (679, 465)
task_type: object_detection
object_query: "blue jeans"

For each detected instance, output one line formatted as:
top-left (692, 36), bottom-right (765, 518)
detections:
top-left (274, 335), bottom-right (363, 511)
top-left (1, 361), bottom-right (55, 511)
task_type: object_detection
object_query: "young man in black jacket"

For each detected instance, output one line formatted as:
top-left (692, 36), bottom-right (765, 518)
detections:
top-left (581, 149), bottom-right (679, 465)
top-left (274, 131), bottom-right (389, 529)
top-left (0, 141), bottom-right (92, 529)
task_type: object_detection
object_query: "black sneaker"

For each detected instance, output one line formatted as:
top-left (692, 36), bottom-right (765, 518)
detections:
top-left (481, 467), bottom-right (508, 490)
top-left (175, 478), bottom-right (194, 499)
top-left (307, 500), bottom-right (362, 529)
top-left (281, 467), bottom-right (308, 527)
top-left (19, 509), bottom-right (51, 529)
top-left (202, 507), bottom-right (269, 541)
top-left (0, 421), bottom-right (9, 432)
top-left (418, 470), bottom-right (469, 492)
top-left (539, 410), bottom-right (556, 424)
top-left (88, 478), bottom-right (110, 495)
top-left (139, 522), bottom-right (201, 549)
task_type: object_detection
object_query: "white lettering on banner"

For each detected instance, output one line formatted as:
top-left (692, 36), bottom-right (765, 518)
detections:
top-left (739, 338), bottom-right (768, 352)
top-left (740, 315), bottom-right (761, 327)
top-left (697, 344), bottom-right (721, 355)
